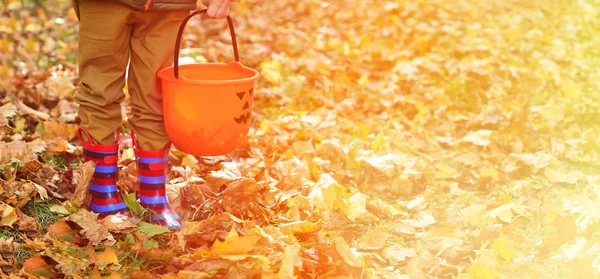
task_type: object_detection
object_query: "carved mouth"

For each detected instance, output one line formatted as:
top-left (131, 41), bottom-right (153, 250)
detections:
top-left (234, 112), bottom-right (251, 124)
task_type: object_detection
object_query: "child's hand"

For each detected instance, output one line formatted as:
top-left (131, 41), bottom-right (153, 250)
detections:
top-left (200, 0), bottom-right (239, 19)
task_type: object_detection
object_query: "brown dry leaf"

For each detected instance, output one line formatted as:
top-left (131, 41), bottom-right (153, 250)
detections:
top-left (0, 238), bottom-right (16, 253)
top-left (4, 140), bottom-right (36, 164)
top-left (72, 161), bottom-right (95, 208)
top-left (220, 178), bottom-right (263, 215)
top-left (101, 214), bottom-right (139, 233)
top-left (271, 157), bottom-right (312, 190)
top-left (27, 138), bottom-right (46, 154)
top-left (205, 167), bottom-right (243, 193)
top-left (179, 213), bottom-right (234, 248)
top-left (45, 137), bottom-right (70, 154)
top-left (55, 99), bottom-right (78, 123)
top-left (278, 242), bottom-right (302, 279)
top-left (16, 208), bottom-right (38, 232)
top-left (333, 236), bottom-right (362, 268)
top-left (69, 209), bottom-right (115, 245)
top-left (42, 120), bottom-right (78, 141)
top-left (5, 181), bottom-right (37, 208)
top-left (183, 259), bottom-right (232, 277)
top-left (0, 102), bottom-right (16, 129)
top-left (0, 203), bottom-right (18, 227)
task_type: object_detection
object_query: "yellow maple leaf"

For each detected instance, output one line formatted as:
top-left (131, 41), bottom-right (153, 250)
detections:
top-left (0, 203), bottom-right (18, 227)
top-left (460, 204), bottom-right (487, 227)
top-left (466, 263), bottom-right (500, 279)
top-left (210, 226), bottom-right (260, 257)
top-left (491, 233), bottom-right (517, 262)
top-left (96, 246), bottom-right (119, 264)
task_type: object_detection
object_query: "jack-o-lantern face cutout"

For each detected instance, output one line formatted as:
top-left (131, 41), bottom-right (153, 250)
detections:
top-left (234, 88), bottom-right (253, 124)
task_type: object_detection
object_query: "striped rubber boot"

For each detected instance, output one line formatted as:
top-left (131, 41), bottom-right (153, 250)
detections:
top-left (78, 127), bottom-right (130, 218)
top-left (132, 132), bottom-right (183, 230)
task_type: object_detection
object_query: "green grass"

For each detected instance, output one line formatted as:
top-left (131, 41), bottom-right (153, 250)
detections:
top-left (14, 247), bottom-right (35, 269)
top-left (21, 199), bottom-right (66, 233)
top-left (0, 227), bottom-right (21, 241)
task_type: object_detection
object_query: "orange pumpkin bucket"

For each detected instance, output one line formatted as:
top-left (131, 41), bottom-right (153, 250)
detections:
top-left (157, 10), bottom-right (259, 156)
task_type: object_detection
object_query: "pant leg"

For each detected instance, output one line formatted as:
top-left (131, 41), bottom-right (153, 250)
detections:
top-left (73, 1), bottom-right (136, 145)
top-left (127, 9), bottom-right (190, 151)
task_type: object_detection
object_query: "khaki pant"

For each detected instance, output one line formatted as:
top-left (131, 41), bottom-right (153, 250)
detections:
top-left (73, 0), bottom-right (189, 150)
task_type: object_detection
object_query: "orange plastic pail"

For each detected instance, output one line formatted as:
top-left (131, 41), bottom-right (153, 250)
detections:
top-left (157, 10), bottom-right (259, 156)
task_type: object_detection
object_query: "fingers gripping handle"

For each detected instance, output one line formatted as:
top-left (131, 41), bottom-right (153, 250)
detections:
top-left (173, 9), bottom-right (239, 79)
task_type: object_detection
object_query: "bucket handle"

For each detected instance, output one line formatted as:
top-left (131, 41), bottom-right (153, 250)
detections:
top-left (173, 9), bottom-right (239, 79)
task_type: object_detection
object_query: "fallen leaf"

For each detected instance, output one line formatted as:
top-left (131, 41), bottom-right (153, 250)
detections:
top-left (279, 221), bottom-right (321, 234)
top-left (0, 102), bottom-right (16, 131)
top-left (16, 208), bottom-right (38, 232)
top-left (544, 168), bottom-right (584, 185)
top-left (0, 203), bottom-right (18, 227)
top-left (135, 221), bottom-right (171, 237)
top-left (333, 236), bottom-right (361, 268)
top-left (32, 182), bottom-right (49, 200)
top-left (210, 226), bottom-right (260, 257)
top-left (491, 232), bottom-right (516, 262)
top-left (47, 219), bottom-right (79, 243)
top-left (462, 129), bottom-right (492, 146)
top-left (22, 254), bottom-right (53, 277)
top-left (434, 162), bottom-right (460, 179)
top-left (49, 204), bottom-right (70, 215)
top-left (345, 192), bottom-right (370, 221)
top-left (96, 246), bottom-right (119, 264)
top-left (466, 263), bottom-right (500, 279)
top-left (101, 214), bottom-right (139, 233)
top-left (380, 244), bottom-right (416, 265)
top-left (569, 256), bottom-right (596, 279)
top-left (69, 209), bottom-right (115, 245)
top-left (389, 223), bottom-right (416, 236)
top-left (358, 226), bottom-right (389, 251)
top-left (401, 213), bottom-right (436, 229)
top-left (181, 155), bottom-right (199, 169)
top-left (510, 152), bottom-right (552, 174)
top-left (461, 204), bottom-right (487, 227)
top-left (278, 242), bottom-right (302, 279)
top-left (91, 267), bottom-right (122, 279)
top-left (72, 161), bottom-right (95, 208)
top-left (46, 138), bottom-right (70, 154)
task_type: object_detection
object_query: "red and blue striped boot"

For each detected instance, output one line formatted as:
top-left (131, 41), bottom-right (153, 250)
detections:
top-left (131, 131), bottom-right (183, 230)
top-left (78, 127), bottom-right (131, 218)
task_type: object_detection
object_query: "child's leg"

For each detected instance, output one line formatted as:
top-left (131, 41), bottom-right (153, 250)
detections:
top-left (73, 1), bottom-right (138, 217)
top-left (127, 10), bottom-right (190, 151)
top-left (128, 10), bottom-right (190, 229)
top-left (73, 1), bottom-right (135, 144)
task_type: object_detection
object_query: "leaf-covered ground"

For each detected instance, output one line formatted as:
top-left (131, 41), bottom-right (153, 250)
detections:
top-left (1, 0), bottom-right (599, 278)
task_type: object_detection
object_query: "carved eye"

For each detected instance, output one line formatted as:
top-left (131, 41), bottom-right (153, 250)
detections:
top-left (236, 91), bottom-right (245, 100)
